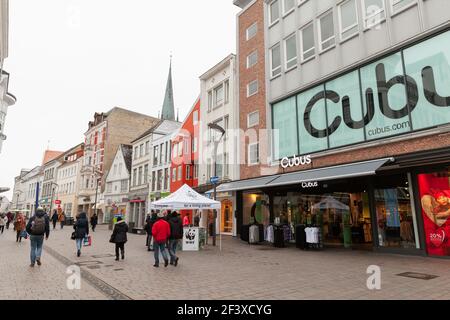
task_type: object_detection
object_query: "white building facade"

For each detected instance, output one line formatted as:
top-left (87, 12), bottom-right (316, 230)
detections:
top-left (104, 145), bottom-right (132, 223)
top-left (149, 120), bottom-right (181, 202)
top-left (198, 54), bottom-right (239, 236)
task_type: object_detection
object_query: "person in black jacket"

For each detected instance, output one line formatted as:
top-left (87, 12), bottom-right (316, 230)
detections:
top-left (167, 211), bottom-right (183, 267)
top-left (51, 210), bottom-right (58, 230)
top-left (110, 217), bottom-right (128, 261)
top-left (144, 211), bottom-right (157, 251)
top-left (90, 213), bottom-right (98, 232)
top-left (73, 212), bottom-right (89, 257)
top-left (26, 207), bottom-right (50, 267)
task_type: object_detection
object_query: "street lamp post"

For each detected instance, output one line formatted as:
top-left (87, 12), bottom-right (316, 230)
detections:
top-left (208, 123), bottom-right (226, 247)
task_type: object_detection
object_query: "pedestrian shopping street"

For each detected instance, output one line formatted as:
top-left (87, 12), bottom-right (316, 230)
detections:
top-left (0, 224), bottom-right (449, 300)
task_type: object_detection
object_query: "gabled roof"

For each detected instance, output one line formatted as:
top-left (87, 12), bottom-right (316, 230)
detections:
top-left (130, 120), bottom-right (164, 144)
top-left (120, 144), bottom-right (133, 174)
top-left (42, 150), bottom-right (64, 166)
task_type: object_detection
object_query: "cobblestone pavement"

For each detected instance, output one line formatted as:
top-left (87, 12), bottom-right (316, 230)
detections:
top-left (1, 224), bottom-right (450, 300)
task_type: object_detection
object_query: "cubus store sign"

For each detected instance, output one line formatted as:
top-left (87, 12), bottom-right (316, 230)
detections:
top-left (272, 30), bottom-right (450, 159)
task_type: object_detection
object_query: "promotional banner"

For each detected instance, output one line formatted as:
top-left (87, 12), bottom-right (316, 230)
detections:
top-left (183, 227), bottom-right (199, 251)
top-left (418, 171), bottom-right (450, 256)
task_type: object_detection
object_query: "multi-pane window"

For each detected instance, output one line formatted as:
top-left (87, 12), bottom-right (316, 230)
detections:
top-left (118, 163), bottom-right (122, 174)
top-left (144, 165), bottom-right (149, 184)
top-left (301, 23), bottom-right (315, 61)
top-left (224, 80), bottom-right (230, 104)
top-left (172, 168), bottom-right (177, 182)
top-left (246, 22), bottom-right (257, 41)
top-left (194, 164), bottom-right (199, 179)
top-left (247, 80), bottom-right (259, 97)
top-left (318, 11), bottom-right (336, 51)
top-left (269, 0), bottom-right (280, 25)
top-left (134, 146), bottom-right (138, 160)
top-left (133, 169), bottom-right (137, 187)
top-left (282, 0), bottom-right (295, 15)
top-left (248, 143), bottom-right (260, 165)
top-left (270, 43), bottom-right (281, 77)
top-left (363, 0), bottom-right (386, 28)
top-left (106, 182), bottom-right (112, 193)
top-left (208, 91), bottom-right (212, 112)
top-left (145, 141), bottom-right (150, 155)
top-left (192, 138), bottom-right (198, 153)
top-left (165, 142), bottom-right (169, 163)
top-left (164, 168), bottom-right (169, 190)
top-left (186, 165), bottom-right (191, 180)
top-left (178, 143), bottom-right (183, 157)
top-left (138, 167), bottom-right (143, 185)
top-left (121, 179), bottom-right (128, 192)
top-left (284, 33), bottom-right (297, 70)
top-left (159, 143), bottom-right (164, 164)
top-left (214, 84), bottom-right (224, 107)
top-left (152, 171), bottom-right (156, 191)
top-left (177, 166), bottom-right (182, 181)
top-left (247, 51), bottom-right (258, 69)
top-left (247, 111), bottom-right (260, 128)
top-left (140, 144), bottom-right (144, 157)
top-left (157, 170), bottom-right (162, 191)
top-left (339, 0), bottom-right (359, 41)
top-left (153, 146), bottom-right (159, 166)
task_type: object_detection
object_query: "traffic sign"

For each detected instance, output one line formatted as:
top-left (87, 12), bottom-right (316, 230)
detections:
top-left (210, 176), bottom-right (220, 184)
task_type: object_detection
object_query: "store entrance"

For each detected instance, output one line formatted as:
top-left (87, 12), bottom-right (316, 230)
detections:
top-left (221, 199), bottom-right (233, 234)
top-left (272, 179), bottom-right (373, 250)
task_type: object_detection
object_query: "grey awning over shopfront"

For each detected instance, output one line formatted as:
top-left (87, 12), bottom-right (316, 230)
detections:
top-left (216, 158), bottom-right (394, 193)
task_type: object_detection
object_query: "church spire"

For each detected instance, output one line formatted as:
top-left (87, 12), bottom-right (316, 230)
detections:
top-left (161, 55), bottom-right (175, 121)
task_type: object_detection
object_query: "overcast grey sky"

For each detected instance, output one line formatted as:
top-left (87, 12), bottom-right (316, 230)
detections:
top-left (0, 0), bottom-right (240, 200)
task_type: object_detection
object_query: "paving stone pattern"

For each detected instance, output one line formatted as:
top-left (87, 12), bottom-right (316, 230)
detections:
top-left (1, 225), bottom-right (450, 300)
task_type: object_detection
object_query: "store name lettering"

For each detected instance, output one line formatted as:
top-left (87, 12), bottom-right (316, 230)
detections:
top-left (281, 155), bottom-right (312, 169)
top-left (304, 64), bottom-right (450, 138)
top-left (301, 181), bottom-right (318, 188)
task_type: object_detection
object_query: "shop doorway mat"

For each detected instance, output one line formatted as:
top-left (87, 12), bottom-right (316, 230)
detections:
top-left (397, 272), bottom-right (439, 280)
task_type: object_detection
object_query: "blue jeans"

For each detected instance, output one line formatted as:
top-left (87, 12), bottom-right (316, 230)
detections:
top-left (153, 242), bottom-right (168, 265)
top-left (30, 235), bottom-right (44, 264)
top-left (76, 239), bottom-right (83, 252)
top-left (168, 239), bottom-right (179, 263)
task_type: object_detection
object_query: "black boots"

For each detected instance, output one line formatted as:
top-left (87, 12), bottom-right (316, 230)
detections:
top-left (77, 250), bottom-right (81, 257)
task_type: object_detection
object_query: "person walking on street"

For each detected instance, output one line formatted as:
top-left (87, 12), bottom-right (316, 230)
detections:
top-left (90, 213), bottom-right (98, 232)
top-left (0, 214), bottom-right (6, 234)
top-left (73, 212), bottom-right (89, 257)
top-left (51, 210), bottom-right (58, 230)
top-left (59, 211), bottom-right (66, 229)
top-left (110, 217), bottom-right (128, 261)
top-left (6, 212), bottom-right (13, 230)
top-left (26, 207), bottom-right (50, 267)
top-left (168, 211), bottom-right (183, 267)
top-left (14, 213), bottom-right (26, 242)
top-left (144, 211), bottom-right (157, 251)
top-left (151, 211), bottom-right (171, 268)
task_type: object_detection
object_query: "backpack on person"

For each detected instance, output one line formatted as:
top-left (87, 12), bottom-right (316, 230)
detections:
top-left (31, 216), bottom-right (46, 235)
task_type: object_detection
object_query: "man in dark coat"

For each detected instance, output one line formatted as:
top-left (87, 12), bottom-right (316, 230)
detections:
top-left (167, 211), bottom-right (183, 267)
top-left (73, 212), bottom-right (89, 257)
top-left (6, 212), bottom-right (13, 230)
top-left (26, 207), bottom-right (50, 267)
top-left (90, 213), bottom-right (98, 232)
top-left (51, 210), bottom-right (58, 230)
top-left (110, 217), bottom-right (129, 261)
top-left (144, 211), bottom-right (157, 251)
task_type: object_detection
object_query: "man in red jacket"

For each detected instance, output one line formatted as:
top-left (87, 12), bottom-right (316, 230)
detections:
top-left (151, 211), bottom-right (171, 268)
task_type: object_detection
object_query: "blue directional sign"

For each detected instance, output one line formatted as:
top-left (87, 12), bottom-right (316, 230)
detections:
top-left (210, 176), bottom-right (220, 184)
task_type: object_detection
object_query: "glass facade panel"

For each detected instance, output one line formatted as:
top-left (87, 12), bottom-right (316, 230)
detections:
top-left (272, 96), bottom-right (298, 158)
top-left (326, 70), bottom-right (365, 148)
top-left (403, 31), bottom-right (450, 131)
top-left (360, 52), bottom-right (411, 140)
top-left (297, 85), bottom-right (328, 154)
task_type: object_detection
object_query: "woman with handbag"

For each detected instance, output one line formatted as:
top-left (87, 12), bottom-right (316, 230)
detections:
top-left (73, 212), bottom-right (89, 257)
top-left (14, 213), bottom-right (26, 243)
top-left (110, 217), bottom-right (128, 261)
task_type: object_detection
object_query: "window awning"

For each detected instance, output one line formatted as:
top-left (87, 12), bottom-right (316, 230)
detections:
top-left (216, 157), bottom-right (394, 193)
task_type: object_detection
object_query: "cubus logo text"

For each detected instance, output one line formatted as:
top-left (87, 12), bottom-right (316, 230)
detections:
top-left (304, 64), bottom-right (450, 138)
top-left (281, 155), bottom-right (312, 169)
